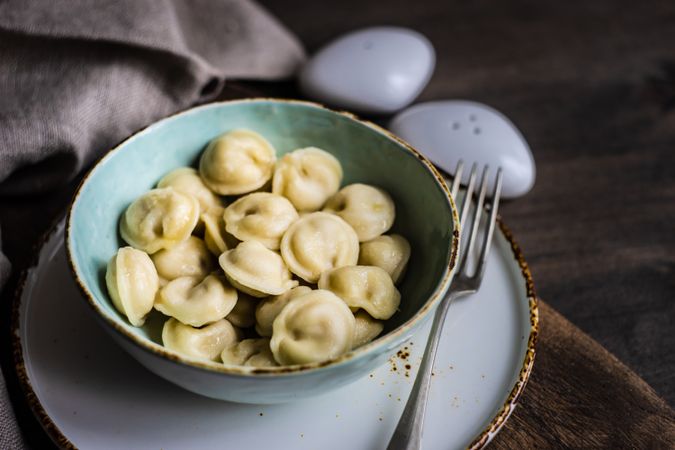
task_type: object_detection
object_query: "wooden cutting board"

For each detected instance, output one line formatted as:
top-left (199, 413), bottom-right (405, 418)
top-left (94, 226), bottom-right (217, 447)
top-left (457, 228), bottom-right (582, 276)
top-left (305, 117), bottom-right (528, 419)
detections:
top-left (493, 301), bottom-right (675, 448)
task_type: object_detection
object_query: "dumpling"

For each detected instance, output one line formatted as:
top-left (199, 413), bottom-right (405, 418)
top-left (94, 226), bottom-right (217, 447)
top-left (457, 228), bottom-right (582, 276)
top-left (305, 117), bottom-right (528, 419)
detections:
top-left (162, 318), bottom-right (240, 361)
top-left (120, 188), bottom-right (200, 254)
top-left (150, 236), bottom-right (214, 281)
top-left (323, 183), bottom-right (395, 242)
top-left (270, 290), bottom-right (355, 365)
top-left (105, 247), bottom-right (159, 326)
top-left (272, 147), bottom-right (343, 212)
top-left (201, 206), bottom-right (238, 256)
top-left (225, 292), bottom-right (258, 328)
top-left (155, 274), bottom-right (237, 327)
top-left (224, 193), bottom-right (299, 250)
top-left (318, 265), bottom-right (400, 320)
top-left (280, 212), bottom-right (359, 283)
top-left (199, 129), bottom-right (276, 195)
top-left (246, 348), bottom-right (277, 367)
top-left (157, 167), bottom-right (221, 214)
top-left (255, 286), bottom-right (312, 337)
top-left (221, 338), bottom-right (278, 367)
top-left (352, 310), bottom-right (384, 348)
top-left (358, 234), bottom-right (411, 284)
top-left (219, 240), bottom-right (298, 297)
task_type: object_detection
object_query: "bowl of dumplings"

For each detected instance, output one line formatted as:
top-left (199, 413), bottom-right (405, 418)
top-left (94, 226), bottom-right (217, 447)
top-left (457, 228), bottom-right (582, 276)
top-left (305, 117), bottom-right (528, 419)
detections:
top-left (66, 98), bottom-right (459, 403)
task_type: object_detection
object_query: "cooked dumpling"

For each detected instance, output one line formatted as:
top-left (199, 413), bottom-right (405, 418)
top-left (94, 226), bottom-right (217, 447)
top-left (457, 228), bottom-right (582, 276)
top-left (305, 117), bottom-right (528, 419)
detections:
top-left (225, 292), bottom-right (258, 328)
top-left (352, 310), bottom-right (384, 348)
top-left (199, 129), bottom-right (276, 195)
top-left (255, 286), bottom-right (312, 337)
top-left (224, 193), bottom-right (299, 250)
top-left (162, 318), bottom-right (240, 361)
top-left (120, 188), bottom-right (200, 254)
top-left (280, 212), bottom-right (359, 283)
top-left (243, 346), bottom-right (278, 367)
top-left (150, 236), bottom-right (214, 281)
top-left (201, 206), bottom-right (231, 256)
top-left (219, 240), bottom-right (298, 297)
top-left (270, 290), bottom-right (355, 365)
top-left (157, 167), bottom-right (221, 214)
top-left (323, 183), bottom-right (395, 242)
top-left (155, 274), bottom-right (237, 327)
top-left (318, 265), bottom-right (401, 320)
top-left (105, 247), bottom-right (159, 327)
top-left (358, 234), bottom-right (411, 284)
top-left (272, 147), bottom-right (343, 212)
top-left (221, 338), bottom-right (277, 367)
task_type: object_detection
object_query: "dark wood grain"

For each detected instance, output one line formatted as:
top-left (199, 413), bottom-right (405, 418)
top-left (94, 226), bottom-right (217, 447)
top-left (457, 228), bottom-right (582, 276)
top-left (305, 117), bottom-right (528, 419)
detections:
top-left (242, 0), bottom-right (675, 445)
top-left (1, 0), bottom-right (674, 448)
top-left (257, 0), bottom-right (675, 406)
top-left (492, 302), bottom-right (675, 449)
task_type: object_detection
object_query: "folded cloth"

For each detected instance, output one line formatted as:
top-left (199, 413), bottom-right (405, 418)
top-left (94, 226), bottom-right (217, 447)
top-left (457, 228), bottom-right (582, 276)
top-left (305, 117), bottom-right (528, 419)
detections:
top-left (0, 231), bottom-right (8, 292)
top-left (0, 0), bottom-right (305, 194)
top-left (0, 228), bottom-right (20, 449)
top-left (0, 0), bottom-right (304, 445)
top-left (0, 370), bottom-right (24, 450)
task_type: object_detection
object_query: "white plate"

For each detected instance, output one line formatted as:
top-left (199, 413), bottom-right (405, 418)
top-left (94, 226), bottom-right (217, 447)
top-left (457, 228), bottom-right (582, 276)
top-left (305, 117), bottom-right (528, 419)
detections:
top-left (11, 218), bottom-right (537, 450)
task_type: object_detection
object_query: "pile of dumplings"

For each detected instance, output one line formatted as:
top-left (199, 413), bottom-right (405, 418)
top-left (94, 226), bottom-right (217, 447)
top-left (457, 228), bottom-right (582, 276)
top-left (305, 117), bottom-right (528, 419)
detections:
top-left (105, 129), bottom-right (412, 368)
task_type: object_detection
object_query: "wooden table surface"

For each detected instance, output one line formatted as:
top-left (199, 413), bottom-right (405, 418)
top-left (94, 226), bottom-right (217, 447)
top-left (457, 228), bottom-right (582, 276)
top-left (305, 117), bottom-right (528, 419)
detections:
top-left (256, 0), bottom-right (675, 407)
top-left (0, 0), bottom-right (673, 447)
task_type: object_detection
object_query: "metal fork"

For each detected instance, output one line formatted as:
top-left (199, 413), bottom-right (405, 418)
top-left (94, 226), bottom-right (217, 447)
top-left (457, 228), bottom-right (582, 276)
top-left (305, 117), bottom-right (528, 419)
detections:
top-left (387, 162), bottom-right (503, 450)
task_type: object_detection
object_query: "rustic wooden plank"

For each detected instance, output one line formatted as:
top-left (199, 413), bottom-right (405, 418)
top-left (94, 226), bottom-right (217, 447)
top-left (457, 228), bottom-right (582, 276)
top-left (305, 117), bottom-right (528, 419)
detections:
top-left (492, 302), bottom-right (675, 449)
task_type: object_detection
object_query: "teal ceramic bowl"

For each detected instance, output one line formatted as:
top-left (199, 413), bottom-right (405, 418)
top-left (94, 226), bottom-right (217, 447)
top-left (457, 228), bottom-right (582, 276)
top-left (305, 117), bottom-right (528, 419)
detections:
top-left (66, 98), bottom-right (459, 403)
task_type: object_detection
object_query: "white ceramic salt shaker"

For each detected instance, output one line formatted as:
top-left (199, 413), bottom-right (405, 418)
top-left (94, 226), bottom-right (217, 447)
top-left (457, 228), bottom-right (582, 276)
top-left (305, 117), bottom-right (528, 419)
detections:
top-left (300, 27), bottom-right (435, 114)
top-left (390, 100), bottom-right (536, 199)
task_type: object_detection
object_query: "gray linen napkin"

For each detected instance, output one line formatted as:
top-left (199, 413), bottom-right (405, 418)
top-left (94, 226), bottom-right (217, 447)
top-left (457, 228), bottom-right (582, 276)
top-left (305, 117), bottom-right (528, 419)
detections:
top-left (0, 0), bottom-right (304, 446)
top-left (0, 0), bottom-right (305, 194)
top-left (0, 232), bottom-right (21, 450)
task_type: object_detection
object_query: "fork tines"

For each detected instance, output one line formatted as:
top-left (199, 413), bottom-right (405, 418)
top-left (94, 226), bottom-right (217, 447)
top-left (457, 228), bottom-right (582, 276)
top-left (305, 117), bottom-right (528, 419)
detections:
top-left (450, 161), bottom-right (503, 279)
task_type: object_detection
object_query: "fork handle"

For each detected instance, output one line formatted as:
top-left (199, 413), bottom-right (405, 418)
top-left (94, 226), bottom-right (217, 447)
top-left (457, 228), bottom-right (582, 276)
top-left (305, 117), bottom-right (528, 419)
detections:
top-left (386, 291), bottom-right (463, 450)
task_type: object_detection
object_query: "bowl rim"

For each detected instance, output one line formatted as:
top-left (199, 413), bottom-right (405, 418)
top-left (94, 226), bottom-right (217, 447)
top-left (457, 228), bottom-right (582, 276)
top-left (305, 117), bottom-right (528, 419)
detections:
top-left (65, 97), bottom-right (460, 377)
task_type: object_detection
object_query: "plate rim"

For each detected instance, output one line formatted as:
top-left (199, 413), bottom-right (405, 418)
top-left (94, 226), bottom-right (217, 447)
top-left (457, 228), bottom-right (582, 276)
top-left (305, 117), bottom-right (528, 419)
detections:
top-left (10, 217), bottom-right (74, 450)
top-left (468, 220), bottom-right (539, 449)
top-left (10, 217), bottom-right (538, 450)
